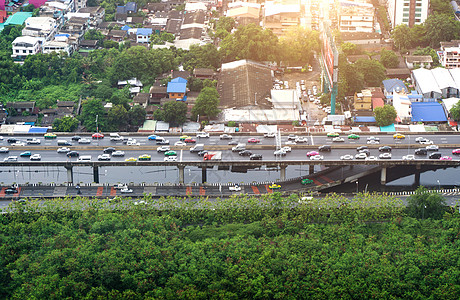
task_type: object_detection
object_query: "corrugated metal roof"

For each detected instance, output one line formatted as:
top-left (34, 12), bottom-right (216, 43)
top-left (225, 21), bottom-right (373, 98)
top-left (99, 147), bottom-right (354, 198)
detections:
top-left (354, 116), bottom-right (376, 123)
top-left (382, 79), bottom-right (407, 93)
top-left (167, 82), bottom-right (186, 93)
top-left (412, 68), bottom-right (442, 95)
top-left (411, 102), bottom-right (447, 122)
top-left (432, 67), bottom-right (458, 90)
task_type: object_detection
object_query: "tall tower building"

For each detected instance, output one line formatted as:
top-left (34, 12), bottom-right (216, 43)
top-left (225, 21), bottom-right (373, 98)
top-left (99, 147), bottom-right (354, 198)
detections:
top-left (388, 0), bottom-right (429, 28)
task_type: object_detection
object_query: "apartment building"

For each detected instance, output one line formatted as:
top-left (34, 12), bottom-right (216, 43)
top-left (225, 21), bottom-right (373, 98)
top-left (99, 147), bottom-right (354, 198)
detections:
top-left (439, 40), bottom-right (460, 69)
top-left (11, 36), bottom-right (42, 60)
top-left (263, 0), bottom-right (301, 36)
top-left (387, 0), bottom-right (428, 28)
top-left (339, 4), bottom-right (374, 33)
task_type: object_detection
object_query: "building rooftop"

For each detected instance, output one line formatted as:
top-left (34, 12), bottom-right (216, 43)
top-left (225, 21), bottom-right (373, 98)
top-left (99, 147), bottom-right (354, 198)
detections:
top-left (411, 102), bottom-right (447, 122)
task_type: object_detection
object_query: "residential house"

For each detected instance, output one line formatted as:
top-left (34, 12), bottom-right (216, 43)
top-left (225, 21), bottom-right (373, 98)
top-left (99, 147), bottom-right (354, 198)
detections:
top-left (6, 101), bottom-right (36, 114)
top-left (75, 0), bottom-right (87, 11)
top-left (78, 6), bottom-right (105, 27)
top-left (340, 32), bottom-right (389, 52)
top-left (108, 29), bottom-right (127, 42)
top-left (22, 17), bottom-right (58, 41)
top-left (167, 77), bottom-right (187, 100)
top-left (132, 93), bottom-right (150, 108)
top-left (193, 68), bottom-right (216, 79)
top-left (43, 40), bottom-right (73, 55)
top-left (226, 2), bottom-right (260, 26)
top-left (118, 78), bottom-right (143, 94)
top-left (353, 89), bottom-right (372, 111)
top-left (149, 85), bottom-right (168, 104)
top-left (79, 39), bottom-right (98, 49)
top-left (439, 40), bottom-right (460, 69)
top-left (146, 2), bottom-right (168, 13)
top-left (6, 115), bottom-right (38, 125)
top-left (392, 91), bottom-right (412, 123)
top-left (136, 28), bottom-right (152, 43)
top-left (411, 68), bottom-right (442, 99)
top-left (126, 2), bottom-right (137, 13)
top-left (127, 16), bottom-right (144, 25)
top-left (263, 0), bottom-right (301, 36)
top-left (431, 67), bottom-right (459, 98)
top-left (11, 36), bottom-right (41, 60)
top-left (382, 79), bottom-right (408, 98)
top-left (40, 108), bottom-right (58, 127)
top-left (405, 55), bottom-right (433, 69)
top-left (56, 101), bottom-right (75, 115)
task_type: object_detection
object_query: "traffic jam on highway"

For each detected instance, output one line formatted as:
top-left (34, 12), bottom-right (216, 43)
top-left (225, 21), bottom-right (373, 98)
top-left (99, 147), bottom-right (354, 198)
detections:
top-left (0, 132), bottom-right (458, 163)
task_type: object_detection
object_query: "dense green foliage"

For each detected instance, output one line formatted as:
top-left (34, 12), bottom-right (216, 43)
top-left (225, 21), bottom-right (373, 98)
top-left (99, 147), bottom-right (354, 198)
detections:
top-left (374, 104), bottom-right (397, 126)
top-left (52, 116), bottom-right (79, 132)
top-left (407, 186), bottom-right (447, 219)
top-left (1, 193), bottom-right (459, 299)
top-left (379, 49), bottom-right (399, 68)
top-left (191, 86), bottom-right (220, 119)
top-left (449, 100), bottom-right (460, 121)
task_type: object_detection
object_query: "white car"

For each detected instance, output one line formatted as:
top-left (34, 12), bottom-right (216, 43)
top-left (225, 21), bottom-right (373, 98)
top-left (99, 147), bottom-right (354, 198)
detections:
top-left (287, 134), bottom-right (297, 140)
top-left (157, 146), bottom-right (171, 152)
top-left (27, 138), bottom-right (41, 144)
top-left (219, 134), bottom-right (232, 139)
top-left (114, 184), bottom-right (127, 189)
top-left (126, 139), bottom-right (140, 146)
top-left (274, 149), bottom-right (287, 156)
top-left (175, 141), bottom-right (186, 146)
top-left (415, 137), bottom-right (426, 142)
top-left (0, 147), bottom-right (9, 153)
top-left (379, 153), bottom-right (392, 159)
top-left (120, 187), bottom-right (133, 193)
top-left (0, 136), bottom-right (3, 140)
top-left (196, 132), bottom-right (209, 138)
top-left (367, 140), bottom-right (380, 145)
top-left (355, 153), bottom-right (368, 159)
top-left (367, 136), bottom-right (380, 141)
top-left (78, 138), bottom-right (90, 144)
top-left (340, 154), bottom-right (354, 160)
top-left (4, 156), bottom-right (18, 161)
top-left (30, 154), bottom-right (41, 160)
top-left (332, 137), bottom-right (345, 142)
top-left (112, 151), bottom-right (125, 157)
top-left (310, 155), bottom-right (324, 160)
top-left (419, 139), bottom-right (433, 145)
top-left (12, 141), bottom-right (26, 146)
top-left (366, 156), bottom-right (378, 160)
top-left (264, 132), bottom-right (276, 138)
top-left (295, 137), bottom-right (308, 143)
top-left (285, 141), bottom-right (297, 145)
top-left (229, 185), bottom-right (242, 192)
top-left (282, 146), bottom-right (292, 152)
top-left (426, 145), bottom-right (439, 151)
top-left (57, 147), bottom-right (70, 153)
top-left (98, 154), bottom-right (111, 161)
top-left (134, 200), bottom-right (147, 205)
top-left (402, 155), bottom-right (415, 160)
top-left (164, 156), bottom-right (177, 162)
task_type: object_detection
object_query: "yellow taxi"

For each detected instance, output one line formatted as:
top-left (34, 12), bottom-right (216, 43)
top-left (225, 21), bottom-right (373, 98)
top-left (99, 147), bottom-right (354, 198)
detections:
top-left (269, 183), bottom-right (281, 190)
top-left (393, 133), bottom-right (405, 139)
top-left (125, 157), bottom-right (137, 162)
top-left (44, 133), bottom-right (57, 139)
top-left (138, 154), bottom-right (151, 161)
top-left (179, 135), bottom-right (191, 141)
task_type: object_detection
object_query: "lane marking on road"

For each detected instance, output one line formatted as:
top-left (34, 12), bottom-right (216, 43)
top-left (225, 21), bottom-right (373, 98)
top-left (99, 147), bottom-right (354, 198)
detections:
top-left (265, 185), bottom-right (273, 193)
top-left (0, 188), bottom-right (5, 198)
top-left (251, 186), bottom-right (260, 194)
top-left (186, 186), bottom-right (192, 196)
top-left (312, 179), bottom-right (322, 186)
top-left (96, 187), bottom-right (103, 196)
top-left (319, 175), bottom-right (334, 183)
top-left (310, 135), bottom-right (314, 146)
top-left (199, 187), bottom-right (206, 195)
top-left (110, 187), bottom-right (117, 196)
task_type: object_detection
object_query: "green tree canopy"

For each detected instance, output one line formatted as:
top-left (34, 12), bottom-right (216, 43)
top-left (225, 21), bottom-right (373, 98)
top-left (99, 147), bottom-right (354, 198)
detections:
top-left (182, 44), bottom-right (221, 71)
top-left (191, 87), bottom-right (221, 119)
top-left (107, 104), bottom-right (128, 131)
top-left (52, 116), bottom-right (79, 132)
top-left (379, 49), bottom-right (399, 68)
top-left (80, 98), bottom-right (107, 131)
top-left (374, 104), bottom-right (397, 127)
top-left (424, 13), bottom-right (460, 48)
top-left (84, 29), bottom-right (105, 45)
top-left (128, 105), bottom-right (146, 127)
top-left (449, 100), bottom-right (460, 121)
top-left (278, 26), bottom-right (320, 65)
top-left (391, 24), bottom-right (412, 50)
top-left (407, 186), bottom-right (447, 219)
top-left (162, 101), bottom-right (187, 126)
top-left (354, 59), bottom-right (386, 87)
top-left (341, 42), bottom-right (359, 56)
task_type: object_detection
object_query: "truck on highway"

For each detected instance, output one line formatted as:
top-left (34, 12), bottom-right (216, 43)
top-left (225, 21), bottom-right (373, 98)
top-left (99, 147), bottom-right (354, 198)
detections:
top-left (232, 143), bottom-right (246, 152)
top-left (190, 144), bottom-right (204, 153)
top-left (203, 151), bottom-right (222, 161)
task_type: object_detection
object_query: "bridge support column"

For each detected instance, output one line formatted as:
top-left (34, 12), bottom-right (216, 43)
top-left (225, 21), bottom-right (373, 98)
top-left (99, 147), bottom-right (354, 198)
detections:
top-left (280, 165), bottom-right (286, 181)
top-left (309, 165), bottom-right (314, 175)
top-left (201, 167), bottom-right (207, 184)
top-left (65, 166), bottom-right (73, 184)
top-left (380, 167), bottom-right (387, 185)
top-left (178, 165), bottom-right (185, 184)
top-left (414, 164), bottom-right (421, 186)
top-left (93, 166), bottom-right (99, 183)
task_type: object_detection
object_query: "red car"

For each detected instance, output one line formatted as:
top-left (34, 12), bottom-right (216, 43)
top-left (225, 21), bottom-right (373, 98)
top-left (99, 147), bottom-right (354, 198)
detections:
top-left (306, 151), bottom-right (319, 157)
top-left (92, 133), bottom-right (104, 139)
top-left (184, 138), bottom-right (196, 143)
top-left (248, 138), bottom-right (260, 143)
top-left (440, 156), bottom-right (452, 161)
top-left (453, 149), bottom-right (460, 155)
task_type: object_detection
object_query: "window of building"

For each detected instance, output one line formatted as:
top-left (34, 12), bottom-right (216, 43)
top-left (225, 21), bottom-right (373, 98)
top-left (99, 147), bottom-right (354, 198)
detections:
top-left (415, 8), bottom-right (422, 12)
top-left (416, 3), bottom-right (422, 6)
top-left (404, 2), bottom-right (409, 6)
top-left (415, 13), bottom-right (421, 17)
top-left (403, 18), bottom-right (409, 22)
top-left (403, 7), bottom-right (409, 11)
top-left (415, 18), bottom-right (421, 22)
top-left (403, 13), bottom-right (409, 17)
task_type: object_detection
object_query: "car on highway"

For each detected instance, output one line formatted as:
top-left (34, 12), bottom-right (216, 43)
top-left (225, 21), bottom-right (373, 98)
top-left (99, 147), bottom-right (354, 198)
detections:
top-left (306, 151), bottom-right (319, 157)
top-left (78, 138), bottom-right (91, 144)
top-left (19, 151), bottom-right (32, 157)
top-left (92, 133), bottom-right (104, 139)
top-left (71, 135), bottom-right (81, 141)
top-left (429, 152), bottom-right (442, 159)
top-left (7, 138), bottom-right (19, 143)
top-left (379, 153), bottom-right (392, 159)
top-left (287, 134), bottom-right (297, 140)
top-left (4, 156), bottom-right (18, 162)
top-left (367, 136), bottom-right (380, 141)
top-left (332, 137), bottom-right (345, 142)
top-left (248, 138), bottom-right (260, 143)
top-left (0, 147), bottom-right (9, 153)
top-left (269, 183), bottom-right (281, 190)
top-left (301, 178), bottom-right (314, 185)
top-left (164, 150), bottom-right (177, 156)
top-left (239, 150), bottom-right (252, 156)
top-left (196, 132), bottom-right (210, 138)
top-left (148, 134), bottom-right (160, 140)
top-left (402, 155), bottom-right (415, 160)
top-left (30, 154), bottom-right (41, 161)
top-left (295, 137), bottom-right (308, 143)
top-left (12, 141), bottom-right (26, 146)
top-left (98, 154), bottom-right (111, 161)
top-left (318, 145), bottom-right (331, 152)
top-left (219, 134), bottom-right (233, 139)
top-left (282, 146), bottom-right (291, 152)
top-left (164, 156), bottom-right (178, 162)
top-left (57, 147), bottom-right (70, 153)
top-left (174, 141), bottom-right (186, 146)
top-left (358, 149), bottom-right (370, 156)
top-left (0, 136), bottom-right (3, 140)
top-left (340, 154), bottom-right (354, 160)
top-left (327, 132), bottom-right (339, 137)
top-left (348, 134), bottom-right (360, 139)
top-left (285, 141), bottom-right (296, 145)
top-left (367, 140), bottom-right (380, 145)
top-left (197, 150), bottom-right (208, 157)
top-left (138, 154), bottom-right (151, 161)
top-left (393, 133), bottom-right (405, 139)
top-left (415, 137), bottom-right (427, 142)
top-left (26, 138), bottom-right (40, 144)
top-left (440, 156), bottom-right (452, 161)
top-left (310, 155), bottom-right (324, 160)
top-left (366, 156), bottom-right (378, 161)
top-left (229, 184), bottom-right (242, 192)
top-left (5, 187), bottom-right (18, 194)
top-left (355, 153), bottom-right (367, 159)
top-left (419, 139), bottom-right (433, 145)
top-left (264, 132), bottom-right (276, 138)
top-left (179, 135), bottom-right (191, 141)
top-left (66, 151), bottom-right (79, 157)
top-left (415, 148), bottom-right (427, 155)
top-left (103, 147), bottom-right (116, 154)
top-left (112, 151), bottom-right (125, 157)
top-left (125, 157), bottom-right (137, 162)
top-left (120, 187), bottom-right (133, 193)
top-left (184, 138), bottom-right (196, 143)
top-left (156, 139), bottom-right (170, 145)
top-left (157, 146), bottom-right (170, 152)
top-left (274, 149), bottom-right (287, 156)
top-left (356, 146), bottom-right (368, 151)
top-left (453, 149), bottom-right (460, 155)
top-left (126, 139), bottom-right (140, 146)
top-left (250, 154), bottom-right (262, 160)
top-left (44, 133), bottom-right (57, 139)
top-left (379, 146), bottom-right (392, 152)
top-left (228, 141), bottom-right (238, 145)
top-left (426, 145), bottom-right (439, 151)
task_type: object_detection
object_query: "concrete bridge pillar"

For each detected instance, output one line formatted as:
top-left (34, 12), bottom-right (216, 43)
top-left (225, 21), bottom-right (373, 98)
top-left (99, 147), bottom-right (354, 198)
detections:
top-left (380, 167), bottom-right (387, 185)
top-left (414, 164), bottom-right (421, 186)
top-left (309, 165), bottom-right (314, 175)
top-left (65, 165), bottom-right (73, 184)
top-left (201, 167), bottom-right (207, 183)
top-left (178, 165), bottom-right (185, 184)
top-left (93, 166), bottom-right (99, 183)
top-left (280, 165), bottom-right (286, 181)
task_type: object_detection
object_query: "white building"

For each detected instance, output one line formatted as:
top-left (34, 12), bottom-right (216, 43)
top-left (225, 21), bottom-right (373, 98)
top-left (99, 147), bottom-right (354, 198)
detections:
top-left (22, 17), bottom-right (58, 41)
top-left (411, 68), bottom-right (442, 99)
top-left (75, 0), bottom-right (87, 11)
top-left (387, 0), bottom-right (429, 28)
top-left (392, 91), bottom-right (412, 123)
top-left (43, 41), bottom-right (73, 55)
top-left (269, 89), bottom-right (301, 110)
top-left (339, 2), bottom-right (374, 33)
top-left (11, 36), bottom-right (42, 60)
top-left (439, 41), bottom-right (460, 69)
top-left (431, 67), bottom-right (459, 98)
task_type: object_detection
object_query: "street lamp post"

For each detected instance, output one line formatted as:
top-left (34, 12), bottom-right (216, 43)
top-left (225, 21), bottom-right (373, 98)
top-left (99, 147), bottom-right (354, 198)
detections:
top-left (437, 180), bottom-right (440, 190)
top-left (356, 181), bottom-right (359, 194)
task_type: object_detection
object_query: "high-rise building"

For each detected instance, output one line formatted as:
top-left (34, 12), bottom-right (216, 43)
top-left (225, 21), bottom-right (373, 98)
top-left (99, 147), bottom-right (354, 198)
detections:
top-left (388, 0), bottom-right (429, 28)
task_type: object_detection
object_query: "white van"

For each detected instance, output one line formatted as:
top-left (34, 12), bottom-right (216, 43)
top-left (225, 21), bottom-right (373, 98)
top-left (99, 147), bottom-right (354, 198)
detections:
top-left (77, 155), bottom-right (92, 162)
top-left (110, 133), bottom-right (123, 141)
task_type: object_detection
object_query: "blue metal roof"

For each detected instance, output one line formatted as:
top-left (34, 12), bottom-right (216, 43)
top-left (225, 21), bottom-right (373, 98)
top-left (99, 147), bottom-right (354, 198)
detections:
top-left (137, 28), bottom-right (152, 36)
top-left (116, 6), bottom-right (127, 14)
top-left (167, 82), bottom-right (186, 93)
top-left (170, 77), bottom-right (187, 83)
top-left (411, 102), bottom-right (447, 122)
top-left (380, 124), bottom-right (395, 132)
top-left (28, 127), bottom-right (49, 133)
top-left (354, 116), bottom-right (376, 123)
top-left (126, 1), bottom-right (137, 12)
top-left (382, 79), bottom-right (408, 94)
top-left (121, 25), bottom-right (131, 31)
